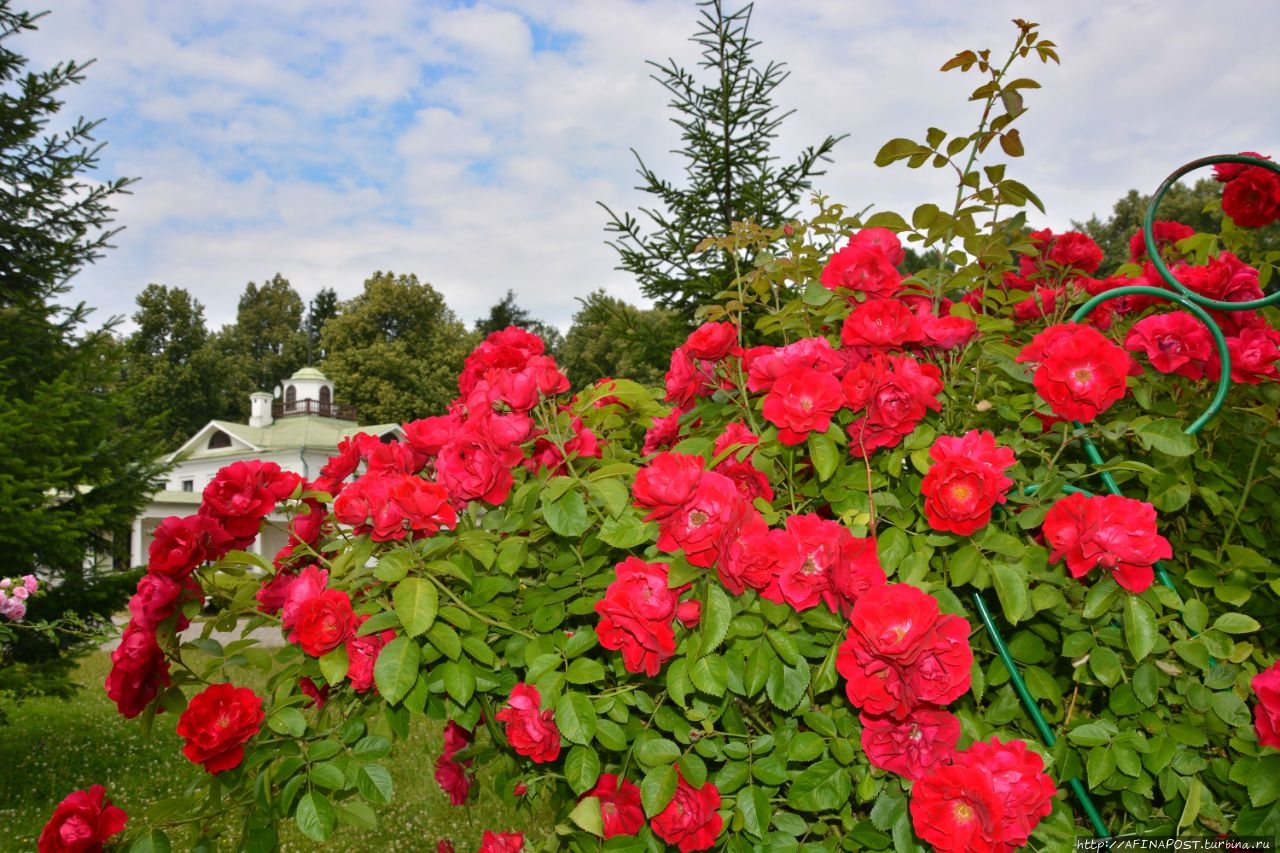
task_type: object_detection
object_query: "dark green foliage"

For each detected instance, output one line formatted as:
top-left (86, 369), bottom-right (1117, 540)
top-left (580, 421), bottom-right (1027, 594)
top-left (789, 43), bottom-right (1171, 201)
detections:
top-left (321, 272), bottom-right (476, 424)
top-left (600, 0), bottom-right (844, 320)
top-left (0, 1), bottom-right (164, 696)
top-left (558, 289), bottom-right (685, 389)
top-left (122, 284), bottom-right (224, 452)
top-left (205, 274), bottom-right (311, 420)
top-left (475, 288), bottom-right (564, 353)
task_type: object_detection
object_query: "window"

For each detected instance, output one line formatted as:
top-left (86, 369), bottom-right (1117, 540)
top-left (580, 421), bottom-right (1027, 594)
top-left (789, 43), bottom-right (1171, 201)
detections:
top-left (319, 386), bottom-right (331, 406)
top-left (285, 385), bottom-right (297, 405)
top-left (181, 479), bottom-right (194, 492)
top-left (207, 431), bottom-right (231, 449)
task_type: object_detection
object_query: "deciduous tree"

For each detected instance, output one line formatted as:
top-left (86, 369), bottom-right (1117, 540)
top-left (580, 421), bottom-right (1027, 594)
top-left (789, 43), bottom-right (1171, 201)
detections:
top-left (320, 272), bottom-right (475, 424)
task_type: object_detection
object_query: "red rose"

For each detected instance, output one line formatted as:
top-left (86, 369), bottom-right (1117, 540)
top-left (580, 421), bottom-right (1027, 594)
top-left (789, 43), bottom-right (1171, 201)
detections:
top-left (963, 738), bottom-right (1056, 847)
top-left (495, 683), bottom-right (561, 763)
top-left (1222, 165), bottom-right (1280, 228)
top-left (434, 755), bottom-right (473, 806)
top-left (127, 572), bottom-right (199, 633)
top-left (176, 682), bottom-right (265, 773)
top-left (581, 773), bottom-right (644, 838)
top-left (664, 346), bottom-right (720, 410)
top-left (763, 513), bottom-right (883, 614)
top-left (199, 460), bottom-right (301, 547)
top-left (1252, 661), bottom-right (1280, 749)
top-left (719, 516), bottom-right (799, 596)
top-left (346, 618), bottom-right (396, 692)
top-left (289, 587), bottom-right (355, 657)
top-left (1125, 313), bottom-right (1213, 380)
top-left (388, 476), bottom-right (457, 538)
top-left (840, 298), bottom-right (923, 349)
top-left (860, 707), bottom-right (960, 781)
top-left (105, 622), bottom-right (171, 719)
top-left (478, 831), bottom-right (524, 853)
top-left (744, 337), bottom-right (846, 393)
top-left (820, 228), bottom-right (904, 298)
top-left (651, 773), bottom-right (723, 852)
top-left (643, 410), bottom-right (684, 454)
top-left (1016, 323), bottom-right (1132, 422)
top-left (844, 353), bottom-right (944, 456)
top-left (921, 430), bottom-right (1015, 536)
top-left (920, 313), bottom-right (977, 350)
top-left (1128, 220), bottom-right (1195, 263)
top-left (654, 471), bottom-right (754, 568)
top-left (683, 320), bottom-right (741, 360)
top-left (909, 762), bottom-right (1007, 853)
top-left (459, 326), bottom-right (545, 395)
top-left (1214, 152), bottom-right (1270, 183)
top-left (836, 583), bottom-right (972, 719)
top-left (761, 367), bottom-right (846, 445)
top-left (596, 557), bottom-right (679, 676)
top-left (147, 514), bottom-right (233, 578)
top-left (435, 429), bottom-right (521, 507)
top-left (1226, 326), bottom-right (1280, 384)
top-left (403, 413), bottom-right (463, 463)
top-left (38, 784), bottom-right (127, 853)
top-left (1042, 492), bottom-right (1172, 593)
top-left (1045, 230), bottom-right (1104, 274)
top-left (633, 452), bottom-right (706, 521)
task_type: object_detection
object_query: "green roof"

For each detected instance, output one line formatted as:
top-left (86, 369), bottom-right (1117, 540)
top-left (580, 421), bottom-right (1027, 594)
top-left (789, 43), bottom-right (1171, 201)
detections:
top-left (288, 366), bottom-right (329, 382)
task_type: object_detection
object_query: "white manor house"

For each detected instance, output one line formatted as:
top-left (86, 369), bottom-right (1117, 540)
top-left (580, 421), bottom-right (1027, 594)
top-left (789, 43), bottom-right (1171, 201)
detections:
top-left (129, 367), bottom-right (402, 566)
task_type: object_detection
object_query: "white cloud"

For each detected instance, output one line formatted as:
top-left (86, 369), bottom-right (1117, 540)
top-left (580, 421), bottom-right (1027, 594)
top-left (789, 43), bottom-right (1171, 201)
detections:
top-left (18, 0), bottom-right (1280, 336)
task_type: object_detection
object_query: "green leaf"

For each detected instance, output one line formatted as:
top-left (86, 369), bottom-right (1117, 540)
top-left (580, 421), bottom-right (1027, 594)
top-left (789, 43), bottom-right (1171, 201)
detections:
top-left (319, 646), bottom-right (349, 686)
top-left (542, 486), bottom-right (590, 537)
top-left (874, 138), bottom-right (923, 167)
top-left (357, 763), bottom-right (394, 804)
top-left (587, 478), bottom-right (630, 518)
top-left (636, 737), bottom-right (681, 767)
top-left (738, 785), bottom-right (772, 838)
top-left (1249, 758), bottom-right (1280, 806)
top-left (564, 744), bottom-right (602, 795)
top-left (568, 796), bottom-right (605, 837)
top-left (808, 431), bottom-right (840, 482)
top-left (440, 661), bottom-right (476, 706)
top-left (1089, 646), bottom-right (1124, 687)
top-left (700, 583), bottom-right (732, 655)
top-left (334, 800), bottom-right (378, 831)
top-left (268, 707), bottom-right (307, 738)
top-left (1134, 419), bottom-right (1197, 457)
top-left (566, 658), bottom-right (606, 685)
top-left (373, 637), bottom-right (420, 705)
top-left (426, 622), bottom-right (462, 660)
top-left (1213, 612), bottom-right (1262, 634)
top-left (393, 578), bottom-right (438, 638)
top-left (352, 735), bottom-right (391, 760)
top-left (641, 765), bottom-right (678, 817)
top-left (1086, 745), bottom-right (1117, 790)
top-left (787, 760), bottom-right (852, 812)
top-left (1068, 719), bottom-right (1118, 747)
top-left (296, 791), bottom-right (336, 842)
top-left (595, 718), bottom-right (628, 752)
top-left (690, 654), bottom-right (729, 697)
top-left (1123, 596), bottom-right (1158, 661)
top-left (309, 761), bottom-right (346, 790)
top-left (554, 691), bottom-right (597, 746)
top-left (991, 561), bottom-right (1029, 624)
top-left (598, 510), bottom-right (655, 549)
top-left (765, 659), bottom-right (809, 712)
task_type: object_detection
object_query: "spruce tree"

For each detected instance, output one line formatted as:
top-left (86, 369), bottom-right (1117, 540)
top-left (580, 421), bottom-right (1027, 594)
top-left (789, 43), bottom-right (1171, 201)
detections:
top-left (600, 0), bottom-right (844, 320)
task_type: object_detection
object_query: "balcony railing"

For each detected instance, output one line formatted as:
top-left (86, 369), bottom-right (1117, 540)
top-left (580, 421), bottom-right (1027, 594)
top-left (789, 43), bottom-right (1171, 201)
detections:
top-left (272, 399), bottom-right (358, 421)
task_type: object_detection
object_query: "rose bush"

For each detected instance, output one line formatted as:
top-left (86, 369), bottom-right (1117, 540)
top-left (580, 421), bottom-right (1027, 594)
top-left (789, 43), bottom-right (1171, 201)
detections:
top-left (42, 19), bottom-right (1280, 853)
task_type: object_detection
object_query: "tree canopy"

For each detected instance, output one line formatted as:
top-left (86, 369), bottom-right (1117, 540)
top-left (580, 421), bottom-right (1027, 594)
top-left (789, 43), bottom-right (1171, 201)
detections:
top-left (320, 272), bottom-right (475, 424)
top-left (0, 1), bottom-right (164, 689)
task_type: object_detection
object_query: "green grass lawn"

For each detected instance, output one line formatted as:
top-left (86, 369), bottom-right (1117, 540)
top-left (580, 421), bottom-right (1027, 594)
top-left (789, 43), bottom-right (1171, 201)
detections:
top-left (1, 649), bottom-right (538, 852)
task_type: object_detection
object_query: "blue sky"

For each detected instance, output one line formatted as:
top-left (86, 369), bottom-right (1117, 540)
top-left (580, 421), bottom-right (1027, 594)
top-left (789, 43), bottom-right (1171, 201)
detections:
top-left (23, 0), bottom-right (1280, 333)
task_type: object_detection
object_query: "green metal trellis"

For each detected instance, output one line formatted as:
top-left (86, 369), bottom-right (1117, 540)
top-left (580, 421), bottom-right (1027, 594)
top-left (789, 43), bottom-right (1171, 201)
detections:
top-left (973, 153), bottom-right (1280, 840)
